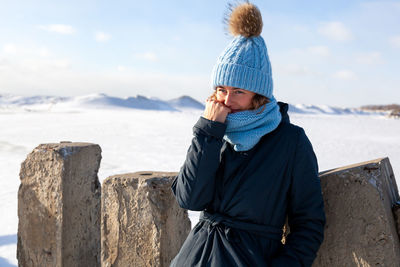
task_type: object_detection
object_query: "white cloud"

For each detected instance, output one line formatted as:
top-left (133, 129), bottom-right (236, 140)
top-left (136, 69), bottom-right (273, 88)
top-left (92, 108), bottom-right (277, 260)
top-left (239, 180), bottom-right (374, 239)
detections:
top-left (47, 59), bottom-right (71, 69)
top-left (0, 58), bottom-right (11, 71)
top-left (0, 43), bottom-right (70, 76)
top-left (307, 46), bottom-right (330, 57)
top-left (283, 64), bottom-right (312, 75)
top-left (15, 58), bottom-right (71, 72)
top-left (134, 52), bottom-right (158, 62)
top-left (0, 62), bottom-right (209, 101)
top-left (275, 63), bottom-right (322, 77)
top-left (318, 22), bottom-right (353, 42)
top-left (38, 24), bottom-right (75, 35)
top-left (333, 70), bottom-right (357, 80)
top-left (0, 44), bottom-right (205, 99)
top-left (2, 44), bottom-right (53, 59)
top-left (3, 44), bottom-right (17, 54)
top-left (389, 35), bottom-right (400, 48)
top-left (355, 52), bottom-right (383, 65)
top-left (117, 65), bottom-right (126, 72)
top-left (283, 46), bottom-right (330, 67)
top-left (95, 31), bottom-right (111, 42)
top-left (39, 47), bottom-right (51, 57)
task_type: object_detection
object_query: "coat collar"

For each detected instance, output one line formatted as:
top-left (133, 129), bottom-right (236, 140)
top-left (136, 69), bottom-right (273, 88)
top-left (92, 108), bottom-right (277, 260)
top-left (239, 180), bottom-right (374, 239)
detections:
top-left (277, 102), bottom-right (290, 124)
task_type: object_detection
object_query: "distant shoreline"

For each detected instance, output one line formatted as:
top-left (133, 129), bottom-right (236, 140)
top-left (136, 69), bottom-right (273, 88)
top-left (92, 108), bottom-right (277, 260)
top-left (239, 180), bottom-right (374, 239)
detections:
top-left (360, 104), bottom-right (400, 118)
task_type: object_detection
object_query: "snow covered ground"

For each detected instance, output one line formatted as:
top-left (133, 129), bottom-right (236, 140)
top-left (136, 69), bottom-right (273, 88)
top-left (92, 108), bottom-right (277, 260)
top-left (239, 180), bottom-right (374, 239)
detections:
top-left (0, 96), bottom-right (399, 266)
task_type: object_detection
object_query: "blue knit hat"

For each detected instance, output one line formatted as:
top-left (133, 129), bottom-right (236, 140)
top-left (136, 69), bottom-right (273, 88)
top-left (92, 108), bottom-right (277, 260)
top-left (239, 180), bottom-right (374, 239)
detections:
top-left (211, 2), bottom-right (273, 99)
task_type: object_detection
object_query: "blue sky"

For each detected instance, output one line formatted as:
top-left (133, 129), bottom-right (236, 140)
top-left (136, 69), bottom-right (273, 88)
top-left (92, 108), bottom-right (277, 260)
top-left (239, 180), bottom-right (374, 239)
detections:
top-left (0, 0), bottom-right (399, 107)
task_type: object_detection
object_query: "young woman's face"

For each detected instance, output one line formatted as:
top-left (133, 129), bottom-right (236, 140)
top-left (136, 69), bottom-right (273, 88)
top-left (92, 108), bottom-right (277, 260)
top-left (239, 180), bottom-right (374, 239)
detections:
top-left (215, 86), bottom-right (256, 113)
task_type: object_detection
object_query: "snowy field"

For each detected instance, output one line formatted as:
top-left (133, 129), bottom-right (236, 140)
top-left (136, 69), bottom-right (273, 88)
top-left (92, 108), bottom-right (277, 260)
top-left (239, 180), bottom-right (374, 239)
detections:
top-left (0, 107), bottom-right (399, 266)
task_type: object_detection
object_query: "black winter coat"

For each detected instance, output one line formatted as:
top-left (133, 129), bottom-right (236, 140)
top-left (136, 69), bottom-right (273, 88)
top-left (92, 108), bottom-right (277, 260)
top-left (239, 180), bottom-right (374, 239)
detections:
top-left (170, 102), bottom-right (325, 267)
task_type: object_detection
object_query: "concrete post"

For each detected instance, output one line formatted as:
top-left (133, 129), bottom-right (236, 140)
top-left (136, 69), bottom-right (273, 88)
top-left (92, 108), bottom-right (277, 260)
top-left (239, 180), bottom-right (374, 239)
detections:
top-left (17, 142), bottom-right (101, 267)
top-left (313, 157), bottom-right (400, 267)
top-left (101, 172), bottom-right (191, 267)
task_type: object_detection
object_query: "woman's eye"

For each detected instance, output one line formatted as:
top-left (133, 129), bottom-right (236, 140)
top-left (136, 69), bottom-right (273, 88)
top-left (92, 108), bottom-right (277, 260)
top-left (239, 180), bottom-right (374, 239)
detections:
top-left (235, 91), bottom-right (244, 94)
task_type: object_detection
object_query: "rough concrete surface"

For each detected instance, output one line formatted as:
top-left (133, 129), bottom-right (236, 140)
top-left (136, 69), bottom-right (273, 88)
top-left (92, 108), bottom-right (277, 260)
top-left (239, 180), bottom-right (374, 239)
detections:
top-left (18, 142), bottom-right (101, 267)
top-left (101, 172), bottom-right (191, 267)
top-left (393, 202), bottom-right (400, 239)
top-left (313, 157), bottom-right (400, 267)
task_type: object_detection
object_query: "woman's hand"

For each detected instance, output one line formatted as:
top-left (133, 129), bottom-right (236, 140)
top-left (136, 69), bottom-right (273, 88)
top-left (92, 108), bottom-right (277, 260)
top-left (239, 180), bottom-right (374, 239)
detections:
top-left (202, 99), bottom-right (231, 123)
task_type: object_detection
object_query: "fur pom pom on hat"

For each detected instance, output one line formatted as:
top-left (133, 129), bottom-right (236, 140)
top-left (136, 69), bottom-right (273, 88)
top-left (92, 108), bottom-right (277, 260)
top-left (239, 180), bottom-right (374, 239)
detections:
top-left (211, 2), bottom-right (274, 99)
top-left (227, 2), bottom-right (263, 37)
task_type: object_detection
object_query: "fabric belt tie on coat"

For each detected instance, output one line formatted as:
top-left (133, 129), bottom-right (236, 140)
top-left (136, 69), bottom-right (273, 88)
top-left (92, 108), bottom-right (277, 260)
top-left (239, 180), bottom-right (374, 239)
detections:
top-left (199, 211), bottom-right (283, 242)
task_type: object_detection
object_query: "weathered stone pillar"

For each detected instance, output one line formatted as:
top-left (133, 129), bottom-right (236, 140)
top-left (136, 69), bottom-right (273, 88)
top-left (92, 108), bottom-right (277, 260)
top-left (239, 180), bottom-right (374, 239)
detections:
top-left (18, 142), bottom-right (101, 267)
top-left (313, 157), bottom-right (400, 267)
top-left (101, 172), bottom-right (191, 267)
top-left (393, 202), bottom-right (400, 238)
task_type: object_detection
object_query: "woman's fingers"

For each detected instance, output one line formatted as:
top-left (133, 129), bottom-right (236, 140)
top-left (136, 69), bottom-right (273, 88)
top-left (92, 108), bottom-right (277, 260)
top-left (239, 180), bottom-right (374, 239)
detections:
top-left (203, 99), bottom-right (231, 123)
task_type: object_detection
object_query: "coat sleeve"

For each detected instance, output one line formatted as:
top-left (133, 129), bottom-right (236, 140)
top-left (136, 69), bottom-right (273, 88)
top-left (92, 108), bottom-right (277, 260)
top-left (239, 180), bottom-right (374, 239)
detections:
top-left (171, 116), bottom-right (227, 211)
top-left (270, 128), bottom-right (326, 267)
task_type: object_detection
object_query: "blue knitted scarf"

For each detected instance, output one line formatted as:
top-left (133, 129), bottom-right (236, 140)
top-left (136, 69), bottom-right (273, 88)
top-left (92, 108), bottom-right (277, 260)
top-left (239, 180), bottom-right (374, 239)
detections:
top-left (223, 96), bottom-right (282, 152)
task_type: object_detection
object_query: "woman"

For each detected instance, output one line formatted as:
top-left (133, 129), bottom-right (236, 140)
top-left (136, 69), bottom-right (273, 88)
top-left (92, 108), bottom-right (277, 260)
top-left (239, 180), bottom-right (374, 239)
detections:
top-left (170, 2), bottom-right (325, 267)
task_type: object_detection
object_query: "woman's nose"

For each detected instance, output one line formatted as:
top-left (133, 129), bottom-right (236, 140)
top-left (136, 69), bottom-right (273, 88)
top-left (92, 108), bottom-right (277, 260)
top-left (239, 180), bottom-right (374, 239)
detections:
top-left (224, 93), bottom-right (233, 106)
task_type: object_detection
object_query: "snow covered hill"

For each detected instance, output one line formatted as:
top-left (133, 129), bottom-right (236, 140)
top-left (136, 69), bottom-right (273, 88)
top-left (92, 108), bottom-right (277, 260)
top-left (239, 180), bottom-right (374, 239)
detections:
top-left (288, 103), bottom-right (386, 116)
top-left (0, 93), bottom-right (204, 112)
top-left (0, 93), bottom-right (390, 116)
top-left (168, 95), bottom-right (205, 110)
